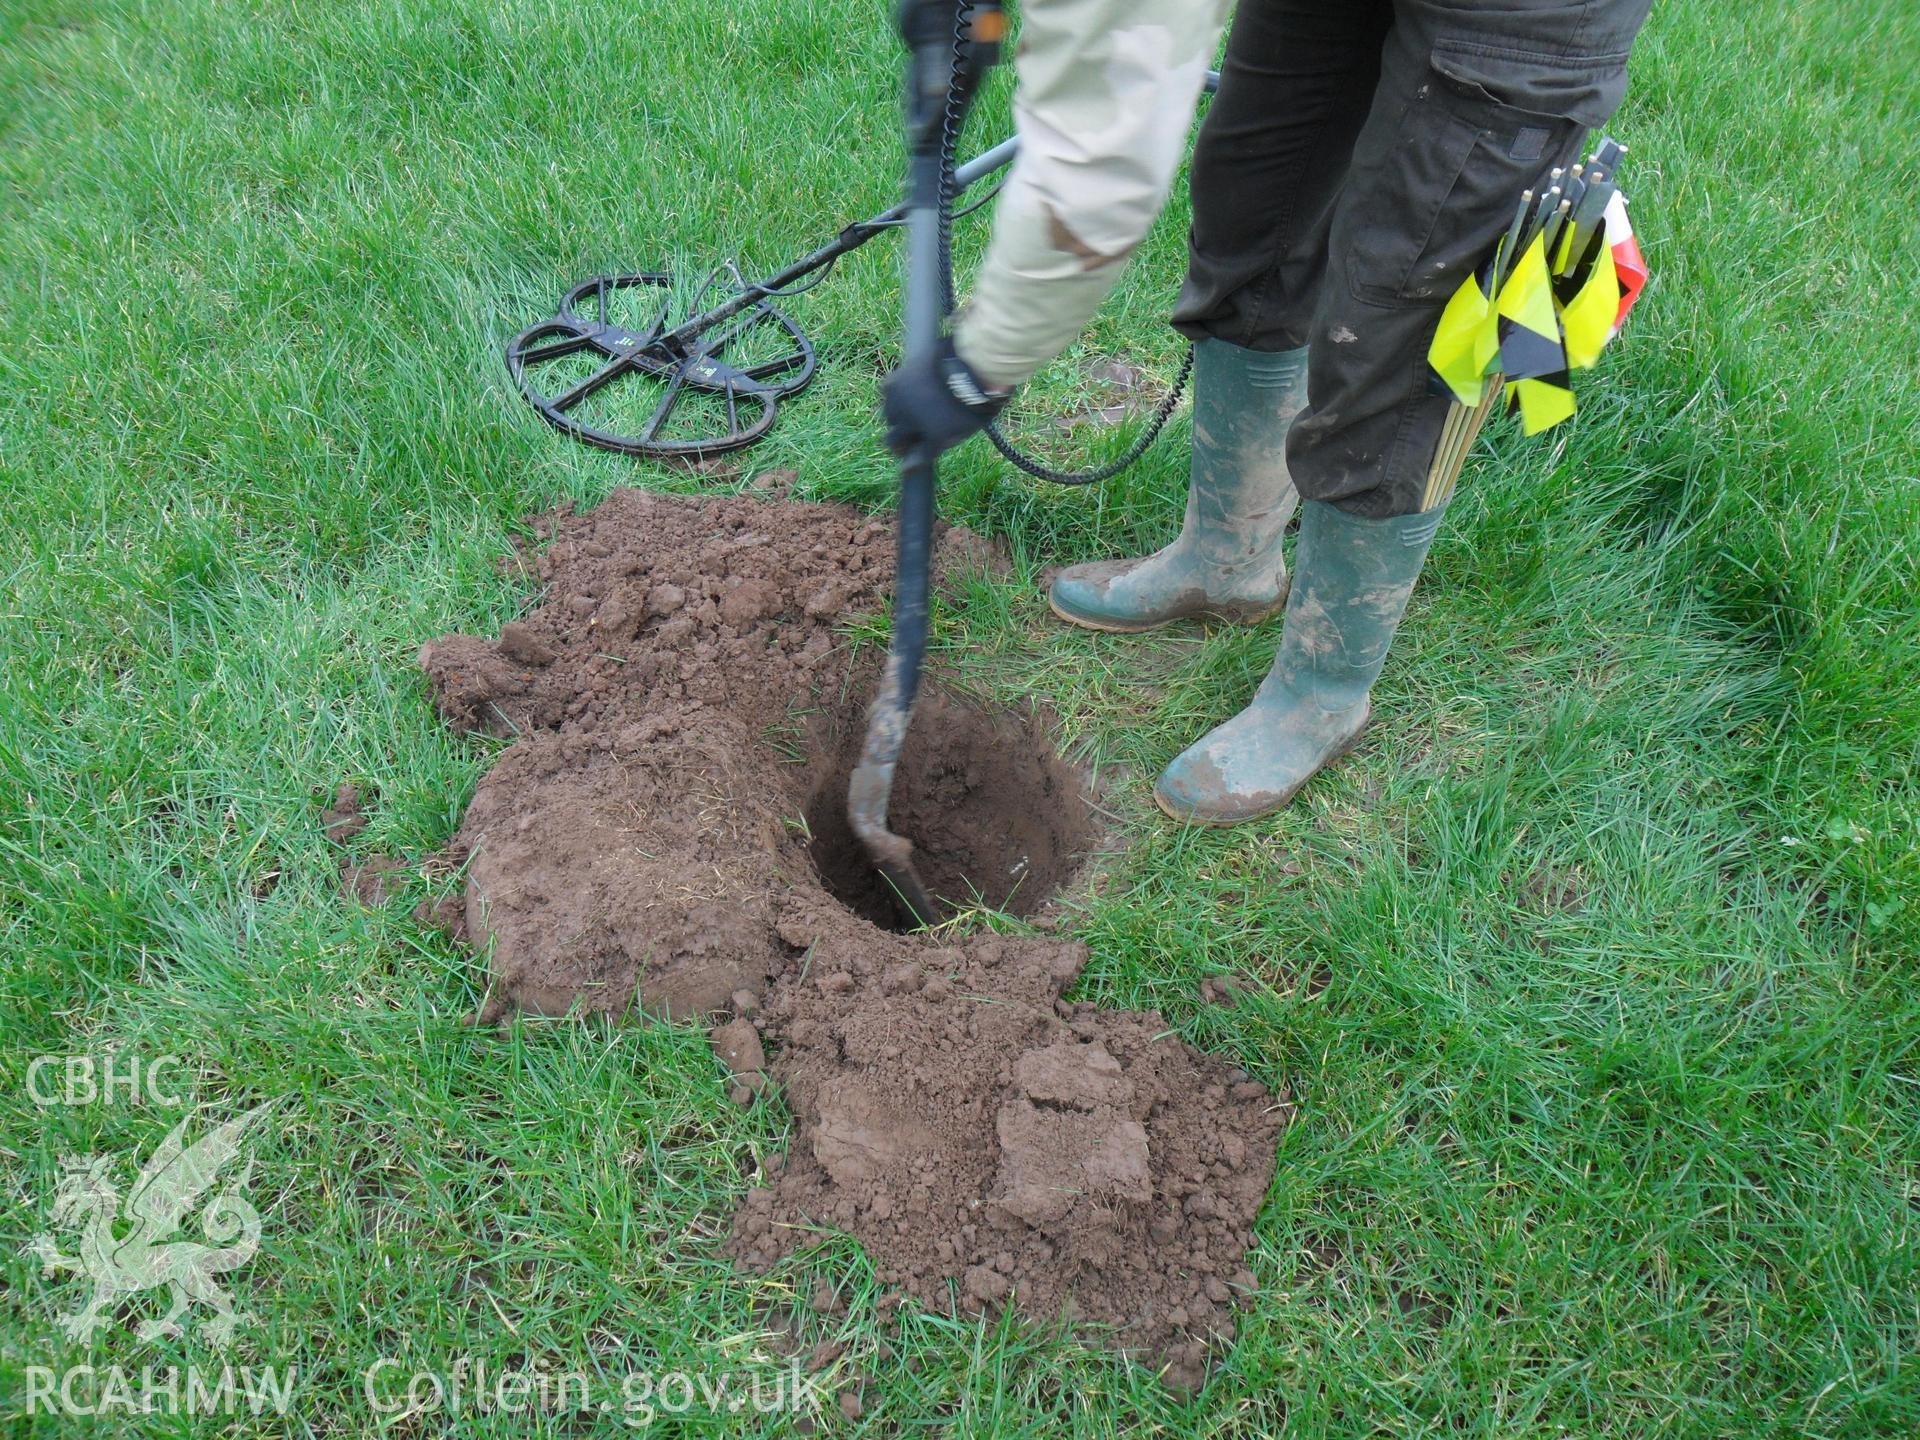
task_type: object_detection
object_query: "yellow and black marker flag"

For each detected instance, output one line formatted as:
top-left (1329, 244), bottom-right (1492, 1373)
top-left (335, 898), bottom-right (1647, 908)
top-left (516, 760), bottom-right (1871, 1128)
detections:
top-left (1425, 139), bottom-right (1646, 442)
top-left (1558, 236), bottom-right (1618, 370)
top-left (1494, 233), bottom-right (1575, 435)
top-left (1429, 270), bottom-right (1500, 408)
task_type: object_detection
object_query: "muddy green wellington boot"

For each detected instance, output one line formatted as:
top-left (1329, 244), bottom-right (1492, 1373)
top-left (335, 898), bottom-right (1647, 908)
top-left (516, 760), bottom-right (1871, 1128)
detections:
top-left (1047, 339), bottom-right (1308, 633)
top-left (1153, 498), bottom-right (1447, 825)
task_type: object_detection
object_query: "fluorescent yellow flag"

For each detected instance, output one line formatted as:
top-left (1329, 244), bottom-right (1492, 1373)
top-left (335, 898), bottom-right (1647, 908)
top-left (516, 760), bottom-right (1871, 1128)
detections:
top-left (1513, 377), bottom-right (1576, 435)
top-left (1560, 241), bottom-right (1618, 370)
top-left (1495, 234), bottom-right (1566, 381)
top-left (1429, 273), bottom-right (1500, 407)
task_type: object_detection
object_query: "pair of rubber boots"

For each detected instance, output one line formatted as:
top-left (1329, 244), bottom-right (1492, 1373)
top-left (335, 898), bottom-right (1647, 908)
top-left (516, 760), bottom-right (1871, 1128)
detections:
top-left (1049, 337), bottom-right (1445, 825)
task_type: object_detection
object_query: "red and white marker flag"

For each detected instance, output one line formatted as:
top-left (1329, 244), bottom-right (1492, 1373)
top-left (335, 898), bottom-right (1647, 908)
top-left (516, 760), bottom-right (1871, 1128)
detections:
top-left (1603, 191), bottom-right (1648, 334)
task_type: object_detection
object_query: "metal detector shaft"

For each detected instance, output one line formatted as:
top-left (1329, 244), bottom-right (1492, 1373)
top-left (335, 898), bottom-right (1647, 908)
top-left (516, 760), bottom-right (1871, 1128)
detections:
top-left (843, 441), bottom-right (938, 925)
top-left (841, 52), bottom-right (1218, 924)
top-left (845, 146), bottom-right (947, 930)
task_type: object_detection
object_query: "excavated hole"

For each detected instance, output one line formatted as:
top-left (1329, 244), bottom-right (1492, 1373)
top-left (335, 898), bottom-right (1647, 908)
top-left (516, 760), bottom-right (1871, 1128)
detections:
top-left (801, 688), bottom-right (1098, 931)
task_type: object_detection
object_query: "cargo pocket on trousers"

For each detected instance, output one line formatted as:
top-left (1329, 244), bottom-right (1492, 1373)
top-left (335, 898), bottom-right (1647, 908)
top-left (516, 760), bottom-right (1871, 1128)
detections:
top-left (1345, 40), bottom-right (1630, 307)
top-left (1429, 38), bottom-right (1630, 130)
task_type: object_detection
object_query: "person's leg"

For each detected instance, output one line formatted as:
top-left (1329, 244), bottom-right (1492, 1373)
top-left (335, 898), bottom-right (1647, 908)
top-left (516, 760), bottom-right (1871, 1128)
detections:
top-left (1049, 0), bottom-right (1392, 634)
top-left (1172, 0), bottom-right (1393, 353)
top-left (1156, 0), bottom-right (1652, 823)
top-left (1283, 0), bottom-right (1652, 520)
top-left (1046, 338), bottom-right (1308, 632)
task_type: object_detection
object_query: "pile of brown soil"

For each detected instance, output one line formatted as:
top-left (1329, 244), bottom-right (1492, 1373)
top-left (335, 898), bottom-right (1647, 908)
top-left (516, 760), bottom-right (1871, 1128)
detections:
top-left (412, 486), bottom-right (1293, 1387)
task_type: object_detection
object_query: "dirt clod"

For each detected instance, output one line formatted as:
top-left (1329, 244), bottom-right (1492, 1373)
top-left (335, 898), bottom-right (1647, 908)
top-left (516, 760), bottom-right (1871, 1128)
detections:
top-left (1199, 975), bottom-right (1244, 1007)
top-left (320, 784), bottom-right (408, 907)
top-left (343, 855), bottom-right (408, 907)
top-left (711, 1018), bottom-right (768, 1101)
top-left (416, 487), bottom-right (1291, 1385)
top-left (321, 783), bottom-right (367, 843)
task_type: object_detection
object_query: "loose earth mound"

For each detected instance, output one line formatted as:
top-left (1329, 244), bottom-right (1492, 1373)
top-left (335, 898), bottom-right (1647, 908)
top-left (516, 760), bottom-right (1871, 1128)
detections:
top-left (415, 486), bottom-right (1293, 1387)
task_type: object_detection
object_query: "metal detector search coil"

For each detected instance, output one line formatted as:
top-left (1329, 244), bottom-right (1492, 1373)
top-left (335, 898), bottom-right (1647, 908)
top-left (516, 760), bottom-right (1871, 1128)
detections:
top-left (504, 72), bottom-right (1218, 467)
top-left (504, 271), bottom-right (816, 460)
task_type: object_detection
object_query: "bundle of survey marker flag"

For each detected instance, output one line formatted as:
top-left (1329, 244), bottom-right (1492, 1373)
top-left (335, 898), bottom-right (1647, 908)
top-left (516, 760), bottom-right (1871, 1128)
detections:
top-left (1422, 137), bottom-right (1648, 509)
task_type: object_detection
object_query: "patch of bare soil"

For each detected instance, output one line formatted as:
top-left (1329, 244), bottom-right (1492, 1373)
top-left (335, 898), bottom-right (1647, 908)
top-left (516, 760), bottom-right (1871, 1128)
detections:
top-left (409, 486), bottom-right (1293, 1387)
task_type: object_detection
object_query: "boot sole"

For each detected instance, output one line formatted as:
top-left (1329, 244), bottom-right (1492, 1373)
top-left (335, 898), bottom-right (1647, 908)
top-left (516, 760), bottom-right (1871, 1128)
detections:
top-left (1152, 716), bottom-right (1369, 827)
top-left (1046, 592), bottom-right (1287, 636)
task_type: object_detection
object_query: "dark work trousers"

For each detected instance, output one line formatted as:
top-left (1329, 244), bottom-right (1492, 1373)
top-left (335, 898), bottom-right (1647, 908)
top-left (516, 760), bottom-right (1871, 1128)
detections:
top-left (1171, 0), bottom-right (1652, 516)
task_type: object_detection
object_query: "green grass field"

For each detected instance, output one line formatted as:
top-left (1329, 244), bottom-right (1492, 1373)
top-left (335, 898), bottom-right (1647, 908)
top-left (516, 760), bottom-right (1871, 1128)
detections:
top-left (3, 0), bottom-right (1917, 1433)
